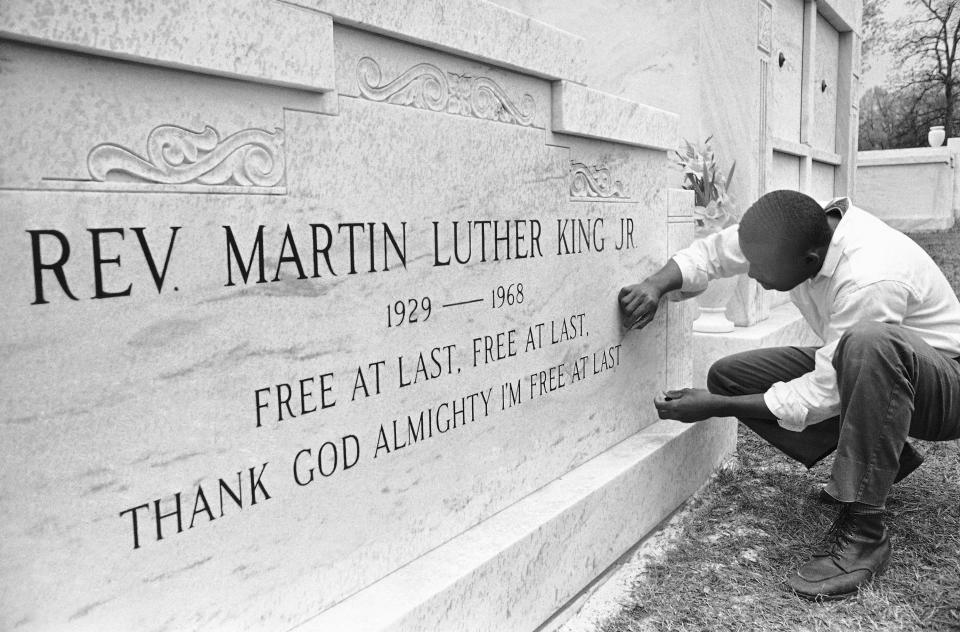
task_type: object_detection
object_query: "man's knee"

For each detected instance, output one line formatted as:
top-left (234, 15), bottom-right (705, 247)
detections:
top-left (707, 355), bottom-right (739, 395)
top-left (834, 321), bottom-right (903, 371)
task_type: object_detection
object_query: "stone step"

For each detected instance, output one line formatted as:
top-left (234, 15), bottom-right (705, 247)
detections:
top-left (299, 418), bottom-right (736, 632)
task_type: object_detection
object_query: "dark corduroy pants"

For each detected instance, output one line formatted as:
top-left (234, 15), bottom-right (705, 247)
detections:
top-left (707, 321), bottom-right (960, 505)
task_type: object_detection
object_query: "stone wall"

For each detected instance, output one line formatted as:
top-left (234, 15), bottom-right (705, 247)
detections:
top-left (856, 145), bottom-right (960, 232)
top-left (494, 0), bottom-right (862, 331)
top-left (0, 1), bottom-right (736, 630)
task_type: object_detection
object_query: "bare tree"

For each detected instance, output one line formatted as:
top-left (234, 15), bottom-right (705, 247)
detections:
top-left (861, 0), bottom-right (890, 74)
top-left (860, 87), bottom-right (895, 148)
top-left (888, 0), bottom-right (960, 139)
top-left (858, 85), bottom-right (938, 148)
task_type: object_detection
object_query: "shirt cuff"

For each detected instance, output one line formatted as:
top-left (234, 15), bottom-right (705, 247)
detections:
top-left (763, 382), bottom-right (809, 432)
top-left (670, 253), bottom-right (707, 293)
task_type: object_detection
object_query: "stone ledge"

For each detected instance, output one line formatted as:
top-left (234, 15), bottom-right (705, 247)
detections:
top-left (295, 418), bottom-right (737, 631)
top-left (817, 0), bottom-right (860, 32)
top-left (810, 147), bottom-right (842, 166)
top-left (693, 303), bottom-right (823, 386)
top-left (0, 0), bottom-right (335, 91)
top-left (292, 0), bottom-right (587, 82)
top-left (772, 136), bottom-right (808, 158)
top-left (552, 82), bottom-right (679, 150)
top-left (858, 147), bottom-right (953, 167)
top-left (771, 138), bottom-right (841, 165)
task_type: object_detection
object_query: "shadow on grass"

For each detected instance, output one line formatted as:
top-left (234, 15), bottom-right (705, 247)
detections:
top-left (600, 427), bottom-right (960, 631)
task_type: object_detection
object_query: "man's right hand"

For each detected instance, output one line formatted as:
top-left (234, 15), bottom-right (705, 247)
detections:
top-left (618, 259), bottom-right (684, 331)
top-left (619, 281), bottom-right (662, 330)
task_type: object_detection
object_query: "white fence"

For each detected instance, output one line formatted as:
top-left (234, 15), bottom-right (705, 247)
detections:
top-left (856, 140), bottom-right (960, 232)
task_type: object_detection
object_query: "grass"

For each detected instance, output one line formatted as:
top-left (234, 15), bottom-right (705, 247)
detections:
top-left (597, 228), bottom-right (960, 631)
top-left (908, 225), bottom-right (960, 295)
top-left (598, 431), bottom-right (960, 632)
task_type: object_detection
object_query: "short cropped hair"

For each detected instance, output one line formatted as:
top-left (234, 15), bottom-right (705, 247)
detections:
top-left (739, 190), bottom-right (831, 253)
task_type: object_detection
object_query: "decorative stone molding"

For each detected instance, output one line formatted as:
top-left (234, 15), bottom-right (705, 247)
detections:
top-left (287, 0), bottom-right (587, 82)
top-left (568, 162), bottom-right (628, 200)
top-left (0, 0), bottom-right (335, 92)
top-left (552, 81), bottom-right (678, 150)
top-left (87, 125), bottom-right (285, 187)
top-left (357, 57), bottom-right (536, 127)
top-left (757, 0), bottom-right (773, 54)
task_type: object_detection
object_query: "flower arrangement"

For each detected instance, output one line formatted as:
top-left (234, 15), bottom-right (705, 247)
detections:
top-left (672, 136), bottom-right (739, 237)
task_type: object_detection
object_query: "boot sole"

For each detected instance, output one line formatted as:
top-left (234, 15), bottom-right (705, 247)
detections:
top-left (791, 558), bottom-right (891, 601)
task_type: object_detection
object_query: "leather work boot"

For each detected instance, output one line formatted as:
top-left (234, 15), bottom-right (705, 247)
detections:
top-left (819, 443), bottom-right (924, 505)
top-left (788, 504), bottom-right (891, 600)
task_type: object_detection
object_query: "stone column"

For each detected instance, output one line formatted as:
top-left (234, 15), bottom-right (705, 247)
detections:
top-left (949, 137), bottom-right (960, 222)
top-left (666, 188), bottom-right (695, 388)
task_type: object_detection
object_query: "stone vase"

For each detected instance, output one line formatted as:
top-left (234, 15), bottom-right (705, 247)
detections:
top-left (929, 125), bottom-right (946, 147)
top-left (691, 202), bottom-right (739, 333)
top-left (692, 275), bottom-right (738, 333)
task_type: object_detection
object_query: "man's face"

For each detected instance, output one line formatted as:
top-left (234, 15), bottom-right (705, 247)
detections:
top-left (738, 236), bottom-right (814, 292)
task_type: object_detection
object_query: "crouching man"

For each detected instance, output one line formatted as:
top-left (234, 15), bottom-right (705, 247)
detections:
top-left (619, 190), bottom-right (960, 599)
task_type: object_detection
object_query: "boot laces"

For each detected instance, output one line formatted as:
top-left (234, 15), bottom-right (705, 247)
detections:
top-left (824, 504), bottom-right (857, 556)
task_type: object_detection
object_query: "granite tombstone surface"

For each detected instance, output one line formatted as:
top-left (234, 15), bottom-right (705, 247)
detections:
top-left (0, 2), bottom-right (732, 631)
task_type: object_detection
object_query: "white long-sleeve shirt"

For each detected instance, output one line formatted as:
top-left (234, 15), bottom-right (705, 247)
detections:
top-left (671, 198), bottom-right (960, 431)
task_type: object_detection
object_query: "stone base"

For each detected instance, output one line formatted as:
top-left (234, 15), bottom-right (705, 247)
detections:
top-left (693, 303), bottom-right (822, 386)
top-left (298, 418), bottom-right (737, 632)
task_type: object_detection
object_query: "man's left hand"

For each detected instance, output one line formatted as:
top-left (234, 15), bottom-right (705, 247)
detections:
top-left (653, 388), bottom-right (722, 423)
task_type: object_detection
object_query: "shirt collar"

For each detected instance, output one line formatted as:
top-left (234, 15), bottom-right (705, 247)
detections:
top-left (816, 197), bottom-right (849, 279)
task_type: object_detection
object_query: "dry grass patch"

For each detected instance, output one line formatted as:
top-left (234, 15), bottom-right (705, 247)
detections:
top-left (908, 225), bottom-right (960, 295)
top-left (600, 429), bottom-right (960, 631)
top-left (597, 225), bottom-right (960, 630)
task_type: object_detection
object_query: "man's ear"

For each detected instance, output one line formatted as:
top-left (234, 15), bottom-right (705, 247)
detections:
top-left (803, 248), bottom-right (822, 267)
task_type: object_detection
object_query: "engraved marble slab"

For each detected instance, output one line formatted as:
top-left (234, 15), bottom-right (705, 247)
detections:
top-left (0, 25), bottom-right (672, 632)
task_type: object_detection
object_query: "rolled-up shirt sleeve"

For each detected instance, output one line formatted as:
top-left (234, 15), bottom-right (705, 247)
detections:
top-left (763, 280), bottom-right (913, 430)
top-left (671, 224), bottom-right (750, 294)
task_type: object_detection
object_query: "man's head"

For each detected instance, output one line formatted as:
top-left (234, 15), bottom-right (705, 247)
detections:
top-left (738, 190), bottom-right (833, 292)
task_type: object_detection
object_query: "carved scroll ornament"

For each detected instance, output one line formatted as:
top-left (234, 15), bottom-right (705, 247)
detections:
top-left (87, 125), bottom-right (285, 187)
top-left (357, 57), bottom-right (536, 126)
top-left (569, 162), bottom-right (628, 199)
